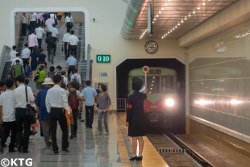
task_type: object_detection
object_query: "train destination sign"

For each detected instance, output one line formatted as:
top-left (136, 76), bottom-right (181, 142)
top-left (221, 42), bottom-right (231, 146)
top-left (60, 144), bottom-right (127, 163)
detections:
top-left (96, 55), bottom-right (111, 63)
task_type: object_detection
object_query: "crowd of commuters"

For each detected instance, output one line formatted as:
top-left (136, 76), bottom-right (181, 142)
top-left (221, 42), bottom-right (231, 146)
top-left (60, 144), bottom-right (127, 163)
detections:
top-left (0, 12), bottom-right (113, 155)
top-left (0, 11), bottom-right (147, 162)
top-left (0, 74), bottom-right (111, 154)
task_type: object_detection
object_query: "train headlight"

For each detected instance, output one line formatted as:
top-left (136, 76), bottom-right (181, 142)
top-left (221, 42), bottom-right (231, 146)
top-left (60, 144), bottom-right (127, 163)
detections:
top-left (164, 98), bottom-right (175, 108)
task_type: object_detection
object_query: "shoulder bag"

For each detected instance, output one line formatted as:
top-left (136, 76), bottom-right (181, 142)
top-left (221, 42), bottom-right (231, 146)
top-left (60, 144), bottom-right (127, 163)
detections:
top-left (25, 86), bottom-right (37, 124)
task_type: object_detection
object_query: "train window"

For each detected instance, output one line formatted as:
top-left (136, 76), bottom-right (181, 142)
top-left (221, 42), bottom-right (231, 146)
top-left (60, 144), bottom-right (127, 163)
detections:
top-left (147, 76), bottom-right (175, 93)
top-left (128, 71), bottom-right (176, 94)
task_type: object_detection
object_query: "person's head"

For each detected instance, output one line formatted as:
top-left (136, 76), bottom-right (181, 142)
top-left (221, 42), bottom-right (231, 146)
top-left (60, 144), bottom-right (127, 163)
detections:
top-left (70, 30), bottom-right (74, 35)
top-left (99, 83), bottom-right (107, 93)
top-left (42, 78), bottom-right (54, 88)
top-left (52, 74), bottom-right (62, 84)
top-left (24, 43), bottom-right (28, 48)
top-left (22, 13), bottom-right (26, 16)
top-left (69, 82), bottom-right (78, 90)
top-left (16, 59), bottom-right (20, 64)
top-left (132, 77), bottom-right (143, 91)
top-left (24, 78), bottom-right (29, 85)
top-left (56, 65), bottom-right (62, 71)
top-left (16, 75), bottom-right (25, 85)
top-left (12, 45), bottom-right (16, 50)
top-left (49, 66), bottom-right (55, 72)
top-left (85, 80), bottom-right (91, 86)
top-left (5, 79), bottom-right (14, 89)
top-left (69, 50), bottom-right (74, 56)
top-left (61, 71), bottom-right (66, 76)
top-left (39, 47), bottom-right (44, 53)
top-left (38, 65), bottom-right (44, 71)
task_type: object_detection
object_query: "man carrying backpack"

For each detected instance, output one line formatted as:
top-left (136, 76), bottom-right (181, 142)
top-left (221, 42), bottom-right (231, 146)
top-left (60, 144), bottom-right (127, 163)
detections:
top-left (67, 82), bottom-right (82, 139)
top-left (70, 68), bottom-right (81, 90)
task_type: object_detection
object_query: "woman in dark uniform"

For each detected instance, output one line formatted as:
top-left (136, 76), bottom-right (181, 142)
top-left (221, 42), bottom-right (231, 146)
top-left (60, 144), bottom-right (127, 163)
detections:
top-left (126, 77), bottom-right (147, 161)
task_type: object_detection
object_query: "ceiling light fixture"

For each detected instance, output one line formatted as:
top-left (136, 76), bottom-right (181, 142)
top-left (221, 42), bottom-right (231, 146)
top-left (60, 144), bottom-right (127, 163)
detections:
top-left (161, 0), bottom-right (212, 39)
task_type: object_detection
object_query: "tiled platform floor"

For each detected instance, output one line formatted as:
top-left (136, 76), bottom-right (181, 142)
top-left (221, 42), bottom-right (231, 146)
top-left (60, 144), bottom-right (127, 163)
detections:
top-left (0, 112), bottom-right (168, 167)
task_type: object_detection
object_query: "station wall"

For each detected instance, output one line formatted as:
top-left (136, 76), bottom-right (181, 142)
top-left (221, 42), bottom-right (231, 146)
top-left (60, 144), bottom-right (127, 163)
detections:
top-left (0, 0), bottom-right (186, 110)
top-left (188, 20), bottom-right (250, 143)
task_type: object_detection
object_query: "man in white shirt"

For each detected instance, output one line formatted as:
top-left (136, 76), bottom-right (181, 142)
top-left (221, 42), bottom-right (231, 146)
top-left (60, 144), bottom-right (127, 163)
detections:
top-left (21, 43), bottom-right (31, 69)
top-left (50, 24), bottom-right (59, 41)
top-left (0, 79), bottom-right (17, 152)
top-left (69, 30), bottom-right (79, 59)
top-left (63, 29), bottom-right (71, 59)
top-left (21, 13), bottom-right (27, 36)
top-left (65, 13), bottom-right (74, 31)
top-left (9, 45), bottom-right (18, 62)
top-left (29, 13), bottom-right (37, 32)
top-left (28, 31), bottom-right (38, 53)
top-left (45, 74), bottom-right (71, 154)
top-left (14, 75), bottom-right (35, 153)
top-left (35, 24), bottom-right (45, 49)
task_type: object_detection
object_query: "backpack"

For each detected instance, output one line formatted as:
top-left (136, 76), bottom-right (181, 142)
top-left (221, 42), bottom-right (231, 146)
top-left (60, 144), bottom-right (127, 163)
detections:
top-left (12, 64), bottom-right (23, 77)
top-left (68, 90), bottom-right (79, 110)
top-left (71, 74), bottom-right (80, 90)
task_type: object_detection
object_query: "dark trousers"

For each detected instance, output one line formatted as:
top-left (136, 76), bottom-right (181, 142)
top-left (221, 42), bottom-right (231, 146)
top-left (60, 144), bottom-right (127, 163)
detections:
top-left (71, 109), bottom-right (78, 136)
top-left (48, 47), bottom-right (56, 64)
top-left (50, 108), bottom-right (68, 151)
top-left (29, 47), bottom-right (34, 53)
top-left (22, 58), bottom-right (29, 70)
top-left (21, 23), bottom-right (27, 36)
top-left (38, 38), bottom-right (42, 49)
top-left (85, 106), bottom-right (94, 128)
top-left (64, 42), bottom-right (69, 59)
top-left (69, 45), bottom-right (77, 58)
top-left (1, 121), bottom-right (17, 150)
top-left (15, 108), bottom-right (31, 151)
top-left (67, 65), bottom-right (75, 80)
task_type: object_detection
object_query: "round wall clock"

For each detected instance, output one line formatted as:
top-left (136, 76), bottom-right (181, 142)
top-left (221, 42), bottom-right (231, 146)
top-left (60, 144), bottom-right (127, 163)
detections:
top-left (145, 40), bottom-right (158, 54)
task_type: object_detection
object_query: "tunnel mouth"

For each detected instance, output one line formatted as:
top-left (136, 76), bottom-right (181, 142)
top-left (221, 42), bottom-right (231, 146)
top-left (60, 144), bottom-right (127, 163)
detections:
top-left (116, 58), bottom-right (186, 134)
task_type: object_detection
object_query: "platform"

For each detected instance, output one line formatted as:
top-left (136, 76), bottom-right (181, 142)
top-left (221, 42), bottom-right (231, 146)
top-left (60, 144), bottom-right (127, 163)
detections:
top-left (0, 112), bottom-right (168, 167)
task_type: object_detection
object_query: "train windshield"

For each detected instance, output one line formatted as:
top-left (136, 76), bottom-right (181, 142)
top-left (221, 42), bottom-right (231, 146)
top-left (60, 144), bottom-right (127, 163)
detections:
top-left (137, 75), bottom-right (175, 93)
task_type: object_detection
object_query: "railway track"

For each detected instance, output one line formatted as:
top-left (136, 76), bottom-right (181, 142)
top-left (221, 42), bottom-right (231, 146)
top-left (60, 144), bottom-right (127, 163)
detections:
top-left (147, 133), bottom-right (213, 167)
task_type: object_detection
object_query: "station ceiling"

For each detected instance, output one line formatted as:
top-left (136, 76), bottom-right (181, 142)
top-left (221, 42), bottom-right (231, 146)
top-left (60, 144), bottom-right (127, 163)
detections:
top-left (121, 0), bottom-right (239, 40)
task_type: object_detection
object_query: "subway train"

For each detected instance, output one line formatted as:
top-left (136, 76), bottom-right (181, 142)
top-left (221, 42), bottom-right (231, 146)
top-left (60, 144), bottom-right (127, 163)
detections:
top-left (128, 67), bottom-right (180, 132)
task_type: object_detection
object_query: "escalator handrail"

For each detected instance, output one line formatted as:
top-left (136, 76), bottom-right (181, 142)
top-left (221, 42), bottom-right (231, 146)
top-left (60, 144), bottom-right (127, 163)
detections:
top-left (0, 45), bottom-right (11, 81)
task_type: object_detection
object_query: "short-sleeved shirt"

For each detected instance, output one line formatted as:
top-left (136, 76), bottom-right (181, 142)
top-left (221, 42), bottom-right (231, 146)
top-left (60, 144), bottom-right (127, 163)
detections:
top-left (63, 33), bottom-right (70, 43)
top-left (66, 56), bottom-right (77, 66)
top-left (69, 35), bottom-right (79, 45)
top-left (21, 47), bottom-right (31, 59)
top-left (0, 90), bottom-right (15, 122)
top-left (97, 93), bottom-right (111, 110)
top-left (82, 86), bottom-right (97, 106)
top-left (35, 27), bottom-right (45, 39)
top-left (14, 84), bottom-right (34, 108)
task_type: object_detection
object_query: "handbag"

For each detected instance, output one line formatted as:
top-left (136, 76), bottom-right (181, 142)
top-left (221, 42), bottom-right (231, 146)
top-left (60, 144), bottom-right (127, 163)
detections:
top-left (25, 86), bottom-right (37, 124)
